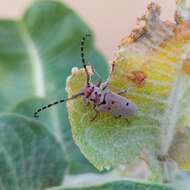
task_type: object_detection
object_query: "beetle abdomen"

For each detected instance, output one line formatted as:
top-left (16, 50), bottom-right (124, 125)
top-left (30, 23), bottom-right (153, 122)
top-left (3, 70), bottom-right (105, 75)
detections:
top-left (96, 92), bottom-right (137, 118)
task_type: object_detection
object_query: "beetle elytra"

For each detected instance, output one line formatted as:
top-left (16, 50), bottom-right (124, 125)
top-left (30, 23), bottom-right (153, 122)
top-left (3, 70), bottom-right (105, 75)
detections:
top-left (34, 34), bottom-right (138, 120)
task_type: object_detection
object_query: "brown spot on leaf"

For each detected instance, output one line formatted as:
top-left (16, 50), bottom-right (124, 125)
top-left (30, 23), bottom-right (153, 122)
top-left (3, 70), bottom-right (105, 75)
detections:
top-left (127, 70), bottom-right (147, 87)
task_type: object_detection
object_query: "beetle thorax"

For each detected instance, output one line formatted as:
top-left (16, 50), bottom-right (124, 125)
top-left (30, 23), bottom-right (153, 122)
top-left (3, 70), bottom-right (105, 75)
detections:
top-left (83, 84), bottom-right (105, 105)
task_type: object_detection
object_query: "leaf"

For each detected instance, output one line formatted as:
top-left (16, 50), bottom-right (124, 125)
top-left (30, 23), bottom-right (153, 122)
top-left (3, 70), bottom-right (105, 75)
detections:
top-left (169, 176), bottom-right (190, 190)
top-left (12, 97), bottom-right (99, 174)
top-left (67, 68), bottom-right (159, 171)
top-left (0, 113), bottom-right (66, 190)
top-left (11, 97), bottom-right (53, 127)
top-left (169, 127), bottom-right (190, 171)
top-left (0, 0), bottom-right (108, 174)
top-left (66, 1), bottom-right (190, 174)
top-left (59, 181), bottom-right (173, 190)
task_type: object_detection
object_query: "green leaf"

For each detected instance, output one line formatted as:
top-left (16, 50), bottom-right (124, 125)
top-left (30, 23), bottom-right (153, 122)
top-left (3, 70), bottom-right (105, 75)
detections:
top-left (62, 121), bottom-right (99, 174)
top-left (0, 113), bottom-right (66, 190)
top-left (66, 1), bottom-right (190, 177)
top-left (0, 0), bottom-right (108, 174)
top-left (11, 97), bottom-right (53, 127)
top-left (66, 68), bottom-right (159, 170)
top-left (59, 181), bottom-right (173, 190)
top-left (11, 97), bottom-right (99, 174)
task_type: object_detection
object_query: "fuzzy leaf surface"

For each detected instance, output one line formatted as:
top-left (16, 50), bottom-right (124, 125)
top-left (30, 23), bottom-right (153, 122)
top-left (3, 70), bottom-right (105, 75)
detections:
top-left (66, 3), bottom-right (190, 171)
top-left (0, 114), bottom-right (66, 190)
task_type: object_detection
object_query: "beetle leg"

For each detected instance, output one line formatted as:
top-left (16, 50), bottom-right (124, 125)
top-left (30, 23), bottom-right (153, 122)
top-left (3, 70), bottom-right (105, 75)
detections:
top-left (117, 86), bottom-right (134, 95)
top-left (126, 118), bottom-right (130, 124)
top-left (84, 101), bottom-right (90, 106)
top-left (96, 81), bottom-right (101, 87)
top-left (83, 97), bottom-right (90, 106)
top-left (117, 89), bottom-right (128, 95)
top-left (91, 65), bottom-right (102, 87)
top-left (91, 105), bottom-right (99, 121)
top-left (102, 63), bottom-right (115, 90)
top-left (114, 115), bottom-right (122, 119)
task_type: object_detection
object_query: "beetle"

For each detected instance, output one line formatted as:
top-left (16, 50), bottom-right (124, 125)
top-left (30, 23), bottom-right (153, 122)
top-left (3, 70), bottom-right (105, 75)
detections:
top-left (34, 34), bottom-right (138, 120)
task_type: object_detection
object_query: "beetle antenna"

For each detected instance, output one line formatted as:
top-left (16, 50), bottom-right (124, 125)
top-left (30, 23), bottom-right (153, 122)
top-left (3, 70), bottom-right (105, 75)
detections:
top-left (34, 92), bottom-right (84, 118)
top-left (80, 33), bottom-right (91, 84)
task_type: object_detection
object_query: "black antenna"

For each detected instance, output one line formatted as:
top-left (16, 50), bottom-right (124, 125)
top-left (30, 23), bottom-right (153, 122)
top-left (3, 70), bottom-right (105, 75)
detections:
top-left (34, 34), bottom-right (91, 118)
top-left (34, 92), bottom-right (84, 118)
top-left (80, 33), bottom-right (91, 84)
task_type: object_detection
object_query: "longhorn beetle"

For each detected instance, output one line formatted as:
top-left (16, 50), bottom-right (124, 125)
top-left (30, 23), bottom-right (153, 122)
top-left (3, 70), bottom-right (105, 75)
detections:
top-left (34, 34), bottom-right (138, 120)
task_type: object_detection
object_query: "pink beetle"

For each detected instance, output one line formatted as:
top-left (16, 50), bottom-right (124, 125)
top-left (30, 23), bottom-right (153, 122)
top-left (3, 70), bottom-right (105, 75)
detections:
top-left (34, 34), bottom-right (138, 120)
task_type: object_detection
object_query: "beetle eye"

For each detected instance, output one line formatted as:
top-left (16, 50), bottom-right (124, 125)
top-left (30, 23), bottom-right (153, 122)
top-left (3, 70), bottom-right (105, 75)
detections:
top-left (126, 102), bottom-right (129, 106)
top-left (95, 91), bottom-right (97, 95)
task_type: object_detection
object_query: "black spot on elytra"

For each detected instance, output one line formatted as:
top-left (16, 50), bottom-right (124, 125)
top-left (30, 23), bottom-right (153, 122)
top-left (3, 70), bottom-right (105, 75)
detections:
top-left (98, 93), bottom-right (107, 105)
top-left (126, 102), bottom-right (129, 106)
top-left (102, 100), bottom-right (106, 104)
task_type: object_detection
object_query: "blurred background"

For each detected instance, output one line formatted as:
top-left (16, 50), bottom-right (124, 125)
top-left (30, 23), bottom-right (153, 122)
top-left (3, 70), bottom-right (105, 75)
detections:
top-left (0, 0), bottom-right (190, 189)
top-left (0, 0), bottom-right (180, 60)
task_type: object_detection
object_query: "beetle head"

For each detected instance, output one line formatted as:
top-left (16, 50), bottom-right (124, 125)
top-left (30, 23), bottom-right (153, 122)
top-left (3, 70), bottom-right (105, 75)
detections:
top-left (84, 84), bottom-right (95, 98)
